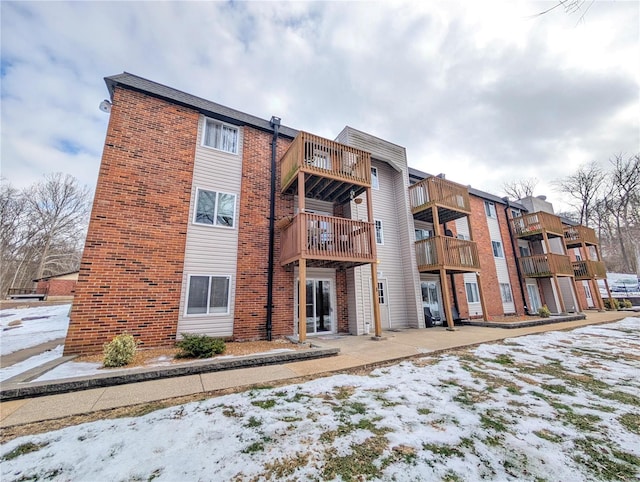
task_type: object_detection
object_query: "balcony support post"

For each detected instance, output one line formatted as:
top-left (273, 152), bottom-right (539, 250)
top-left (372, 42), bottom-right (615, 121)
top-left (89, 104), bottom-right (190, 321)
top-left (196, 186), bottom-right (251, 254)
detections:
top-left (476, 273), bottom-right (489, 322)
top-left (366, 186), bottom-right (382, 337)
top-left (297, 169), bottom-right (308, 342)
top-left (603, 278), bottom-right (616, 310)
top-left (543, 230), bottom-right (567, 313)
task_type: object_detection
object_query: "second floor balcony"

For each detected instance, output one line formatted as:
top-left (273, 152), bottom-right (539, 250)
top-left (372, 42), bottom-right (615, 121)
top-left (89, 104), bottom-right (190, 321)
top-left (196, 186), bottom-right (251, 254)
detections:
top-left (279, 212), bottom-right (376, 268)
top-left (415, 236), bottom-right (480, 273)
top-left (572, 260), bottom-right (607, 280)
top-left (409, 176), bottom-right (471, 224)
top-left (564, 225), bottom-right (599, 248)
top-left (280, 132), bottom-right (371, 204)
top-left (519, 253), bottom-right (574, 278)
top-left (511, 211), bottom-right (564, 240)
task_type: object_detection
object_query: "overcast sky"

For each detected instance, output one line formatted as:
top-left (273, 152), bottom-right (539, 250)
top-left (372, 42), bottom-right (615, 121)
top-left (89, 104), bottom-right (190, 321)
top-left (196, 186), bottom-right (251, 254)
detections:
top-left (1, 1), bottom-right (638, 209)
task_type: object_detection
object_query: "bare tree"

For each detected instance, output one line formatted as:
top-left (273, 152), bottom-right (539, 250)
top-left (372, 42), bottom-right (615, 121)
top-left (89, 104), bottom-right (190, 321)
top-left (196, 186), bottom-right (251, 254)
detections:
top-left (602, 154), bottom-right (640, 273)
top-left (0, 173), bottom-right (91, 295)
top-left (502, 178), bottom-right (539, 201)
top-left (531, 0), bottom-right (596, 23)
top-left (553, 161), bottom-right (606, 226)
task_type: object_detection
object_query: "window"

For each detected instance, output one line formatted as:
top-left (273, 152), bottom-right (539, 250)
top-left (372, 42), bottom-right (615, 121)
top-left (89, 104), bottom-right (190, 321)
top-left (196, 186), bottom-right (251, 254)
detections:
top-left (186, 275), bottom-right (230, 315)
top-left (203, 118), bottom-right (239, 154)
top-left (375, 219), bottom-right (384, 244)
top-left (415, 229), bottom-right (431, 241)
top-left (371, 167), bottom-right (379, 190)
top-left (519, 245), bottom-right (530, 257)
top-left (510, 208), bottom-right (520, 219)
top-left (457, 233), bottom-right (470, 240)
top-left (194, 188), bottom-right (236, 228)
top-left (499, 283), bottom-right (513, 303)
top-left (377, 282), bottom-right (385, 304)
top-left (492, 241), bottom-right (504, 258)
top-left (465, 282), bottom-right (480, 303)
top-left (484, 201), bottom-right (496, 218)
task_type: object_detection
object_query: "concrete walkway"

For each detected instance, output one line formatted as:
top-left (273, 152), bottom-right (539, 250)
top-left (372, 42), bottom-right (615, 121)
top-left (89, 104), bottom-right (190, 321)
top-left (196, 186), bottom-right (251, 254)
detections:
top-left (0, 311), bottom-right (631, 428)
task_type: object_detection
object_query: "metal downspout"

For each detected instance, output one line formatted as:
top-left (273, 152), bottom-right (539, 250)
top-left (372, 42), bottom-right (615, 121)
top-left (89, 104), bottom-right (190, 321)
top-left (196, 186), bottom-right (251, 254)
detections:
top-left (502, 197), bottom-right (530, 315)
top-left (266, 116), bottom-right (281, 341)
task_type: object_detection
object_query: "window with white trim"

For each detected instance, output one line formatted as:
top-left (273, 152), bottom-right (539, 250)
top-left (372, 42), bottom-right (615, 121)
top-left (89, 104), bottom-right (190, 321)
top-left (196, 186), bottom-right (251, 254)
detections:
top-left (465, 282), bottom-right (480, 303)
top-left (377, 282), bottom-right (385, 304)
top-left (484, 201), bottom-right (497, 218)
top-left (194, 188), bottom-right (236, 228)
top-left (492, 240), bottom-right (504, 258)
top-left (186, 275), bottom-right (230, 315)
top-left (375, 219), bottom-right (384, 244)
top-left (202, 118), bottom-right (239, 154)
top-left (371, 167), bottom-right (379, 190)
top-left (499, 283), bottom-right (513, 303)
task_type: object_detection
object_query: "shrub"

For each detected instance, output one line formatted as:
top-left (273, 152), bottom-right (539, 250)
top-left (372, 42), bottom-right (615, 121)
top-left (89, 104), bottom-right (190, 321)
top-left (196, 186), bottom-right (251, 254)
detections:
top-left (622, 299), bottom-right (633, 309)
top-left (103, 333), bottom-right (137, 368)
top-left (175, 334), bottom-right (226, 359)
top-left (538, 305), bottom-right (551, 318)
top-left (604, 298), bottom-right (620, 310)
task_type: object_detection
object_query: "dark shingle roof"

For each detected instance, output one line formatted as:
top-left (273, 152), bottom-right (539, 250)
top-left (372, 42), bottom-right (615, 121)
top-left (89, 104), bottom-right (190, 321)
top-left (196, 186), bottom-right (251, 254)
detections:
top-left (104, 72), bottom-right (299, 139)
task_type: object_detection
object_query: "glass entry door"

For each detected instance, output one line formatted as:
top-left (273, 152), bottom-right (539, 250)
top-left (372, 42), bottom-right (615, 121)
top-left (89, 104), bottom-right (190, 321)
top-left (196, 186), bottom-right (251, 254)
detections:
top-left (296, 279), bottom-right (334, 334)
top-left (527, 284), bottom-right (541, 312)
top-left (421, 280), bottom-right (443, 324)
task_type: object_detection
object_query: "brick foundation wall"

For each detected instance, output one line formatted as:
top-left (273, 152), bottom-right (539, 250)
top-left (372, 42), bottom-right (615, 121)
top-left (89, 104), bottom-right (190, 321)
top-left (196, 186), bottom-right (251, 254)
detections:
top-left (65, 88), bottom-right (198, 355)
top-left (233, 127), bottom-right (294, 340)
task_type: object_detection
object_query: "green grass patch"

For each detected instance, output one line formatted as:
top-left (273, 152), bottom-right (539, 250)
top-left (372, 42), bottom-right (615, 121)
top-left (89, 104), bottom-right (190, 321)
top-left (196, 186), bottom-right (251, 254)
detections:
top-left (534, 429), bottom-right (563, 443)
top-left (541, 383), bottom-right (574, 395)
top-left (321, 430), bottom-right (391, 481)
top-left (245, 416), bottom-right (262, 428)
top-left (494, 354), bottom-right (515, 365)
top-left (2, 441), bottom-right (49, 461)
top-left (480, 412), bottom-right (509, 432)
top-left (619, 413), bottom-right (640, 434)
top-left (574, 437), bottom-right (640, 481)
top-left (423, 443), bottom-right (464, 457)
top-left (417, 407), bottom-right (432, 416)
top-left (260, 452), bottom-right (309, 479)
top-left (251, 399), bottom-right (276, 410)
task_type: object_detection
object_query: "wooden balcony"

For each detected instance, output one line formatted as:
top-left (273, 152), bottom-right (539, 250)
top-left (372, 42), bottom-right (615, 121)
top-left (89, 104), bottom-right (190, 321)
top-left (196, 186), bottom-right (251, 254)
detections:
top-left (279, 212), bottom-right (376, 268)
top-left (415, 236), bottom-right (480, 273)
top-left (511, 211), bottom-right (564, 240)
top-left (564, 225), bottom-right (599, 248)
top-left (572, 260), bottom-right (607, 280)
top-left (280, 132), bottom-right (371, 204)
top-left (409, 177), bottom-right (471, 223)
top-left (518, 253), bottom-right (574, 278)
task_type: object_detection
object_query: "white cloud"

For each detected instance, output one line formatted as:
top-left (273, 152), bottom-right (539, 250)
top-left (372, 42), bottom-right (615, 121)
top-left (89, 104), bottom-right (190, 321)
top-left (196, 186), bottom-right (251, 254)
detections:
top-left (1, 0), bottom-right (638, 209)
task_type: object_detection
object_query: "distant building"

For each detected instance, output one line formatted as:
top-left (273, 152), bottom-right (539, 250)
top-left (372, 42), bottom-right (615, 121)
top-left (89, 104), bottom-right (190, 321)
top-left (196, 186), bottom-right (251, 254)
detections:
top-left (33, 271), bottom-right (79, 300)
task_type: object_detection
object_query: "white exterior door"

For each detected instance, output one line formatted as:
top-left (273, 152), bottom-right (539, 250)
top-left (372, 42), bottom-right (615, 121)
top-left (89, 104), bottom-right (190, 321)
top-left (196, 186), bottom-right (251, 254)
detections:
top-left (377, 279), bottom-right (391, 330)
top-left (421, 278), bottom-right (443, 326)
top-left (295, 278), bottom-right (335, 335)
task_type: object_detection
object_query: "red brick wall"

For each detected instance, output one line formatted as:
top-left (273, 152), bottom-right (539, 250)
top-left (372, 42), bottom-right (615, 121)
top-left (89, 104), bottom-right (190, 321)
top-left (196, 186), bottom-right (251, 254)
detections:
top-left (65, 88), bottom-right (199, 355)
top-left (233, 127), bottom-right (294, 340)
top-left (37, 279), bottom-right (76, 297)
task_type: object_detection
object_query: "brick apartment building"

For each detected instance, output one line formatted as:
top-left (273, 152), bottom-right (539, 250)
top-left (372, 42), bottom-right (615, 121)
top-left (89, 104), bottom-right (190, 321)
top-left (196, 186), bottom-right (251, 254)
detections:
top-left (64, 73), bottom-right (608, 354)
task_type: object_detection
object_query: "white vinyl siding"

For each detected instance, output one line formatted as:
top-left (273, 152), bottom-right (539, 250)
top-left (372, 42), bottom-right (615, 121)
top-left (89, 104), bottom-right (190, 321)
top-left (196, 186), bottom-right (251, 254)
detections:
top-left (485, 200), bottom-right (516, 314)
top-left (178, 116), bottom-right (243, 338)
top-left (202, 118), bottom-right (239, 154)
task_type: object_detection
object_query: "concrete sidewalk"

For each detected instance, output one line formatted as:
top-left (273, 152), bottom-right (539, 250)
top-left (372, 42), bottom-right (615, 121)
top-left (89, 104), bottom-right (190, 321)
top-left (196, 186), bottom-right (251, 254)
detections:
top-left (0, 311), bottom-right (631, 428)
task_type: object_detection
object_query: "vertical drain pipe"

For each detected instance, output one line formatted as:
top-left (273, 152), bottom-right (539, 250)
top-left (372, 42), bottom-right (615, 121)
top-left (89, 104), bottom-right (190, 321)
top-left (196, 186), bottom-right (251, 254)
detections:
top-left (502, 197), bottom-right (530, 315)
top-left (266, 116), bottom-right (281, 341)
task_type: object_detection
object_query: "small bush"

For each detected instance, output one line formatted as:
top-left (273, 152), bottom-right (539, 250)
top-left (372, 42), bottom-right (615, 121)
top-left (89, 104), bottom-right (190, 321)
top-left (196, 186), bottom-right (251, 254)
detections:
top-left (175, 334), bottom-right (226, 359)
top-left (538, 305), bottom-right (551, 318)
top-left (621, 299), bottom-right (633, 309)
top-left (103, 333), bottom-right (137, 368)
top-left (604, 298), bottom-right (620, 310)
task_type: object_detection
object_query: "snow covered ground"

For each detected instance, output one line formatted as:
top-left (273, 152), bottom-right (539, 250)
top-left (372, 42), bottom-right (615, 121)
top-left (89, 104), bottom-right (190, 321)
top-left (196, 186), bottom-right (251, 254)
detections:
top-left (2, 317), bottom-right (639, 481)
top-left (0, 304), bottom-right (70, 356)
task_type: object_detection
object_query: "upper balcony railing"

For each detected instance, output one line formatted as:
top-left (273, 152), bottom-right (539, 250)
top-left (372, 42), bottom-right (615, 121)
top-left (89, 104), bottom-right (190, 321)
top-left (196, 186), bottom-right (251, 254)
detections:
top-left (415, 236), bottom-right (480, 273)
top-left (563, 225), bottom-right (599, 247)
top-left (279, 212), bottom-right (376, 267)
top-left (511, 211), bottom-right (564, 239)
top-left (280, 132), bottom-right (371, 197)
top-left (409, 177), bottom-right (471, 223)
top-left (572, 260), bottom-right (607, 279)
top-left (518, 253), bottom-right (574, 278)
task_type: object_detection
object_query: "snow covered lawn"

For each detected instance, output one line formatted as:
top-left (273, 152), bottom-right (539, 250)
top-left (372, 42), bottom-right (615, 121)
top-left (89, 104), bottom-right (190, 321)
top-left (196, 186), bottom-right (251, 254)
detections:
top-left (2, 317), bottom-right (639, 481)
top-left (0, 304), bottom-right (70, 356)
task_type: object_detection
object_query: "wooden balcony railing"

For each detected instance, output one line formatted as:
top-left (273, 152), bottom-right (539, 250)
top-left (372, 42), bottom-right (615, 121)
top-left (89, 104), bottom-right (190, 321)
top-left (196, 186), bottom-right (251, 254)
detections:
top-left (518, 253), bottom-right (574, 277)
top-left (280, 132), bottom-right (371, 194)
top-left (572, 260), bottom-right (607, 279)
top-left (415, 236), bottom-right (480, 272)
top-left (279, 213), bottom-right (376, 266)
top-left (409, 177), bottom-right (471, 219)
top-left (564, 225), bottom-right (599, 247)
top-left (511, 211), bottom-right (564, 239)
